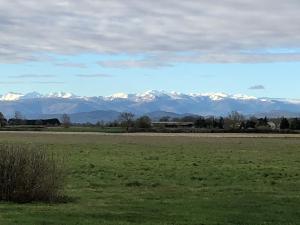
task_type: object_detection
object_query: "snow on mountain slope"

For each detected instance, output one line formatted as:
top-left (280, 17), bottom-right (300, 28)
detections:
top-left (106, 93), bottom-right (129, 100)
top-left (46, 92), bottom-right (78, 99)
top-left (0, 90), bottom-right (260, 102)
top-left (0, 92), bottom-right (77, 101)
top-left (0, 90), bottom-right (300, 117)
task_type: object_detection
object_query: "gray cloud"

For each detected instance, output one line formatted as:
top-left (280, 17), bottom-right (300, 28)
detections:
top-left (0, 80), bottom-right (63, 84)
top-left (0, 0), bottom-right (300, 64)
top-left (98, 59), bottom-right (172, 68)
top-left (249, 85), bottom-right (265, 90)
top-left (33, 81), bottom-right (65, 84)
top-left (55, 62), bottom-right (87, 68)
top-left (10, 73), bottom-right (111, 80)
top-left (98, 52), bottom-right (300, 68)
top-left (10, 74), bottom-right (56, 78)
top-left (76, 74), bottom-right (112, 78)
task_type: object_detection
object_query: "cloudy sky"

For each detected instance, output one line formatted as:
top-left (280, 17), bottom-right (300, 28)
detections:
top-left (0, 0), bottom-right (300, 98)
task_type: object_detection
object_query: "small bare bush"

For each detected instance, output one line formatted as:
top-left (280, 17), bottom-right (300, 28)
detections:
top-left (0, 144), bottom-right (65, 203)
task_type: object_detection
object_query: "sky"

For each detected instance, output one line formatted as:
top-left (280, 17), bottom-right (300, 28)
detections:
top-left (0, 0), bottom-right (300, 98)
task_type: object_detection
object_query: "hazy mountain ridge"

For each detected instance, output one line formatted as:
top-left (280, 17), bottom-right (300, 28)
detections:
top-left (1, 91), bottom-right (300, 122)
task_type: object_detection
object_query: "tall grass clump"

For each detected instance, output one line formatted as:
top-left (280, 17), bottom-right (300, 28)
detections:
top-left (0, 144), bottom-right (65, 203)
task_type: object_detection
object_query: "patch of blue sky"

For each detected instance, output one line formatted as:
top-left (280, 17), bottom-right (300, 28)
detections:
top-left (0, 53), bottom-right (299, 99)
top-left (240, 48), bottom-right (300, 55)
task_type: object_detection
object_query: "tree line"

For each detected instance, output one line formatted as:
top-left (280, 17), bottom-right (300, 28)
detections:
top-left (98, 111), bottom-right (300, 131)
top-left (1, 110), bottom-right (300, 132)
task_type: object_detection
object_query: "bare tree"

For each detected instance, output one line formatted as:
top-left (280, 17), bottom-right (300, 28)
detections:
top-left (119, 112), bottom-right (135, 132)
top-left (0, 112), bottom-right (5, 120)
top-left (227, 111), bottom-right (245, 129)
top-left (14, 111), bottom-right (24, 120)
top-left (61, 114), bottom-right (71, 128)
top-left (0, 112), bottom-right (6, 127)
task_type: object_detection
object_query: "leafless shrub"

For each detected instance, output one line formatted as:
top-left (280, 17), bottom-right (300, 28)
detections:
top-left (0, 144), bottom-right (65, 203)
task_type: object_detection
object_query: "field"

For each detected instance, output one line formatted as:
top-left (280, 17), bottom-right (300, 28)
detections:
top-left (0, 132), bottom-right (299, 225)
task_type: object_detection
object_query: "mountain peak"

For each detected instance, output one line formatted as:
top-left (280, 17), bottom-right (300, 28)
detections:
top-left (232, 94), bottom-right (257, 100)
top-left (136, 90), bottom-right (165, 101)
top-left (200, 92), bottom-right (229, 101)
top-left (108, 93), bottom-right (129, 100)
top-left (46, 92), bottom-right (77, 99)
top-left (23, 92), bottom-right (44, 99)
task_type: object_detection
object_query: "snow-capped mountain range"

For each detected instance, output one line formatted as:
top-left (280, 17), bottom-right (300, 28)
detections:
top-left (1, 90), bottom-right (300, 120)
top-left (0, 91), bottom-right (269, 102)
top-left (0, 92), bottom-right (76, 101)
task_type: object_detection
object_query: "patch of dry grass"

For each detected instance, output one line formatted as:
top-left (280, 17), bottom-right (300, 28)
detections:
top-left (0, 144), bottom-right (65, 203)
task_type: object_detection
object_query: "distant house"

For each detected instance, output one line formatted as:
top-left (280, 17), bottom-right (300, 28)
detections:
top-left (152, 121), bottom-right (194, 128)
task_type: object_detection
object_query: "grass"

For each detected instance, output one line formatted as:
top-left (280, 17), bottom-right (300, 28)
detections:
top-left (46, 126), bottom-right (125, 133)
top-left (0, 133), bottom-right (299, 225)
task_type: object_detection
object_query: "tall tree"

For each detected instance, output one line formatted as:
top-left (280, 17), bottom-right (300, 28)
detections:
top-left (290, 118), bottom-right (300, 130)
top-left (0, 112), bottom-right (7, 127)
top-left (257, 117), bottom-right (269, 127)
top-left (61, 114), bottom-right (71, 128)
top-left (119, 112), bottom-right (135, 132)
top-left (135, 116), bottom-right (152, 129)
top-left (218, 117), bottom-right (224, 129)
top-left (245, 119), bottom-right (257, 129)
top-left (194, 116), bottom-right (206, 128)
top-left (14, 111), bottom-right (24, 120)
top-left (280, 117), bottom-right (290, 130)
top-left (228, 111), bottom-right (245, 129)
top-left (0, 112), bottom-right (5, 120)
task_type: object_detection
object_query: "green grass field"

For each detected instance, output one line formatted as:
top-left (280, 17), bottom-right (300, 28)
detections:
top-left (0, 133), bottom-right (299, 225)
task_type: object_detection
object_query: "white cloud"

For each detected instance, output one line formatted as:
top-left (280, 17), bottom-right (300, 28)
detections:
top-left (0, 0), bottom-right (300, 64)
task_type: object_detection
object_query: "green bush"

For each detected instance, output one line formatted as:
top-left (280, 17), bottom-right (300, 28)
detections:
top-left (0, 144), bottom-right (65, 203)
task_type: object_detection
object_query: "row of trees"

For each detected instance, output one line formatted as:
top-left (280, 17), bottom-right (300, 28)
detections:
top-left (2, 110), bottom-right (300, 131)
top-left (114, 111), bottom-right (300, 131)
top-left (118, 112), bottom-right (151, 131)
top-left (279, 117), bottom-right (300, 130)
